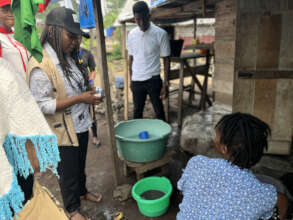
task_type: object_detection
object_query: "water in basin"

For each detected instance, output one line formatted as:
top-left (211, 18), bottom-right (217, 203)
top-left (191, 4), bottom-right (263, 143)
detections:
top-left (127, 133), bottom-right (161, 141)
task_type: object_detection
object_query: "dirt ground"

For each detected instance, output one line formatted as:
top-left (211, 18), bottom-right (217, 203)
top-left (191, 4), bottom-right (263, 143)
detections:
top-left (38, 59), bottom-right (293, 220)
top-left (38, 58), bottom-right (202, 220)
top-left (39, 97), bottom-right (184, 220)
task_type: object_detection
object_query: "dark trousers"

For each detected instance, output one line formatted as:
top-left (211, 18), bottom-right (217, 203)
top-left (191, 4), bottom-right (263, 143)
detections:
top-left (57, 131), bottom-right (89, 213)
top-left (17, 174), bottom-right (34, 204)
top-left (91, 121), bottom-right (97, 138)
top-left (91, 105), bottom-right (97, 138)
top-left (12, 174), bottom-right (34, 216)
top-left (131, 75), bottom-right (165, 121)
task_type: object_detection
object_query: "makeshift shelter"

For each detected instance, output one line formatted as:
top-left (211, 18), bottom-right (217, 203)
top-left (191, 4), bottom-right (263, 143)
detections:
top-left (119, 0), bottom-right (217, 122)
top-left (118, 0), bottom-right (293, 155)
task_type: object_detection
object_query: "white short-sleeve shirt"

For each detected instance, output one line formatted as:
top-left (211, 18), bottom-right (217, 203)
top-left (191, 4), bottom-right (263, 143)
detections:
top-left (127, 23), bottom-right (171, 81)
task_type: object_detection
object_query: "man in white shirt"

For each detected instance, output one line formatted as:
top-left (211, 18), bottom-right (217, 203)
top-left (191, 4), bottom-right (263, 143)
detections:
top-left (127, 1), bottom-right (170, 121)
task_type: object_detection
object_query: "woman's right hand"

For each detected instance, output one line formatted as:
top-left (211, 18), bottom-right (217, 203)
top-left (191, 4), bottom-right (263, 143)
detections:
top-left (79, 91), bottom-right (103, 105)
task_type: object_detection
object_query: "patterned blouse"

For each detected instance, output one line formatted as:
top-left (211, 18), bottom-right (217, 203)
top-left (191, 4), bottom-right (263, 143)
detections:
top-left (177, 155), bottom-right (277, 220)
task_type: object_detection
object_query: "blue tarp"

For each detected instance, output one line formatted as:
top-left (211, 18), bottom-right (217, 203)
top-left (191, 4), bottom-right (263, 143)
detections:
top-left (105, 26), bottom-right (116, 37)
top-left (79, 0), bottom-right (96, 29)
top-left (150, 0), bottom-right (166, 7)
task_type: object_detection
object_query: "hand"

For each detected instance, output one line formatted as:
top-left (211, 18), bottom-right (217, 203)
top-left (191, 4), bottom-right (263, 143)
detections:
top-left (160, 86), bottom-right (166, 99)
top-left (79, 91), bottom-right (103, 105)
top-left (26, 140), bottom-right (40, 173)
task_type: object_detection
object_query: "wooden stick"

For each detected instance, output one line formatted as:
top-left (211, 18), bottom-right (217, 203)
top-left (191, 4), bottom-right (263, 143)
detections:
top-left (184, 60), bottom-right (212, 106)
top-left (93, 0), bottom-right (123, 186)
top-left (178, 61), bottom-right (184, 127)
top-left (189, 17), bottom-right (197, 104)
top-left (202, 0), bottom-right (206, 17)
top-left (121, 23), bottom-right (129, 120)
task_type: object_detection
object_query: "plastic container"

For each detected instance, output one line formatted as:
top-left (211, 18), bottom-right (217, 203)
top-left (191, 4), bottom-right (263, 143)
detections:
top-left (114, 119), bottom-right (171, 163)
top-left (95, 86), bottom-right (104, 97)
top-left (139, 131), bottom-right (149, 139)
top-left (132, 176), bottom-right (173, 217)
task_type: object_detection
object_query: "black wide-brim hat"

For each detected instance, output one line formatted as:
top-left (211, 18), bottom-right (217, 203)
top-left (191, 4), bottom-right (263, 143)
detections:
top-left (46, 7), bottom-right (82, 36)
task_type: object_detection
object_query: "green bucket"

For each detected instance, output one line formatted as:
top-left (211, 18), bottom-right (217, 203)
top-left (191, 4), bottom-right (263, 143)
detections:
top-left (132, 176), bottom-right (173, 217)
top-left (114, 119), bottom-right (171, 162)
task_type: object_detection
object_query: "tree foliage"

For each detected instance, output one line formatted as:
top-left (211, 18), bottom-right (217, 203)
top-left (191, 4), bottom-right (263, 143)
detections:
top-left (103, 0), bottom-right (126, 28)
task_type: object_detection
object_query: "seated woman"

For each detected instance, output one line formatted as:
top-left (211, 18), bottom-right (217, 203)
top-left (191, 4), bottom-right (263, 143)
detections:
top-left (177, 112), bottom-right (288, 220)
top-left (0, 58), bottom-right (63, 220)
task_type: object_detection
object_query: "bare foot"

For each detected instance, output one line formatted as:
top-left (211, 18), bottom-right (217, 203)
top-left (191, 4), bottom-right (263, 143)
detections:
top-left (92, 137), bottom-right (101, 147)
top-left (81, 192), bottom-right (102, 203)
top-left (69, 212), bottom-right (89, 220)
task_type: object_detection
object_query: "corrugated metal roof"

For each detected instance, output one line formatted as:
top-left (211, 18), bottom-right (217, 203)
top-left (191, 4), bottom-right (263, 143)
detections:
top-left (116, 0), bottom-right (217, 25)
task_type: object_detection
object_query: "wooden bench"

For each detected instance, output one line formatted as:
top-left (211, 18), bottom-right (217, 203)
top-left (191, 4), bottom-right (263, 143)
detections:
top-left (120, 150), bottom-right (175, 180)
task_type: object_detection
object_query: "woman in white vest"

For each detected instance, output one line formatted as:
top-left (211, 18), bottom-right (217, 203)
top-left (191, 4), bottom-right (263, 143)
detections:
top-left (0, 0), bottom-right (35, 210)
top-left (28, 7), bottom-right (103, 220)
top-left (0, 58), bottom-right (67, 220)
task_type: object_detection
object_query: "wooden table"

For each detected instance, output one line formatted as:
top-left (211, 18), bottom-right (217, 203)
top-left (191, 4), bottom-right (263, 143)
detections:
top-left (166, 51), bottom-right (213, 127)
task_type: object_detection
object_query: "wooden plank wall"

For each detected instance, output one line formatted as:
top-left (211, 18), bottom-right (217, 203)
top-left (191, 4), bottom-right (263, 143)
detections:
top-left (213, 0), bottom-right (236, 106)
top-left (233, 0), bottom-right (293, 155)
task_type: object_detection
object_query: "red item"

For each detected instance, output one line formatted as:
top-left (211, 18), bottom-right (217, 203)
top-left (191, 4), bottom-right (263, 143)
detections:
top-left (38, 0), bottom-right (50, 13)
top-left (0, 0), bottom-right (11, 7)
top-left (0, 26), bottom-right (13, 34)
top-left (0, 26), bottom-right (13, 57)
top-left (7, 35), bottom-right (28, 72)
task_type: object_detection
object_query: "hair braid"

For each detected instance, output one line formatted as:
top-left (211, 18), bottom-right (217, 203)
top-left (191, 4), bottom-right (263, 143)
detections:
top-left (215, 112), bottom-right (271, 169)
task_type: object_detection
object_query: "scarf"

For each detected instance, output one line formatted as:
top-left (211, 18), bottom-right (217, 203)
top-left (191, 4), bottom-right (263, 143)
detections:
top-left (0, 58), bottom-right (60, 220)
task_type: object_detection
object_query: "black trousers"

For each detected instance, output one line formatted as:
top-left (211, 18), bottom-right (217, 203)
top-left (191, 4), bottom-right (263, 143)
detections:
top-left (11, 174), bottom-right (34, 216)
top-left (17, 174), bottom-right (34, 204)
top-left (91, 121), bottom-right (97, 138)
top-left (57, 131), bottom-right (89, 213)
top-left (91, 105), bottom-right (97, 138)
top-left (131, 75), bottom-right (166, 121)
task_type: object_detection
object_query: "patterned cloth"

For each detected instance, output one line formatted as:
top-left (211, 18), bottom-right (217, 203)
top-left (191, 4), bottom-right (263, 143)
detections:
top-left (0, 58), bottom-right (60, 220)
top-left (177, 155), bottom-right (277, 220)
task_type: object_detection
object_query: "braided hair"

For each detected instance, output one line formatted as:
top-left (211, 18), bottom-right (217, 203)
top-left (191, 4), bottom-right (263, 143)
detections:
top-left (40, 25), bottom-right (89, 91)
top-left (215, 112), bottom-right (271, 169)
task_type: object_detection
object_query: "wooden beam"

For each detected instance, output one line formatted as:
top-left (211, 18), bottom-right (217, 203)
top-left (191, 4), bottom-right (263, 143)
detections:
top-left (178, 61), bottom-right (184, 127)
top-left (189, 17), bottom-right (197, 104)
top-left (121, 23), bottom-right (129, 120)
top-left (202, 0), bottom-right (206, 17)
top-left (93, 0), bottom-right (123, 186)
top-left (238, 69), bottom-right (293, 79)
top-left (151, 1), bottom-right (202, 19)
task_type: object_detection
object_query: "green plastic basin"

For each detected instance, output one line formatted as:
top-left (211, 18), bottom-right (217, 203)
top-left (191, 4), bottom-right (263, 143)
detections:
top-left (114, 119), bottom-right (171, 163)
top-left (132, 176), bottom-right (173, 217)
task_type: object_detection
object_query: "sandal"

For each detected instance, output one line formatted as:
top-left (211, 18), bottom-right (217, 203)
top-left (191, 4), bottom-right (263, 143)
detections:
top-left (92, 137), bottom-right (101, 147)
top-left (80, 192), bottom-right (102, 203)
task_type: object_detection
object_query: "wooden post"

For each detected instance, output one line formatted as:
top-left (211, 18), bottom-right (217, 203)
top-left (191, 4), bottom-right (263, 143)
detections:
top-left (89, 29), bottom-right (94, 51)
top-left (93, 0), bottom-right (123, 186)
top-left (121, 22), bottom-right (129, 120)
top-left (202, 0), bottom-right (206, 17)
top-left (189, 17), bottom-right (197, 104)
top-left (178, 61), bottom-right (184, 127)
